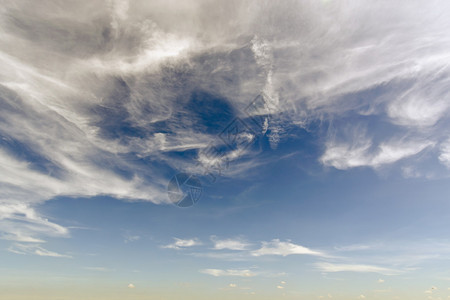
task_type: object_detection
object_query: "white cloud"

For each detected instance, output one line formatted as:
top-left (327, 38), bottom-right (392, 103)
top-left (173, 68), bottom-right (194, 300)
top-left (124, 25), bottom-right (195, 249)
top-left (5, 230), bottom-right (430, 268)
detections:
top-left (335, 239), bottom-right (450, 269)
top-left (0, 0), bottom-right (268, 243)
top-left (315, 262), bottom-right (402, 275)
top-left (388, 96), bottom-right (449, 128)
top-left (189, 251), bottom-right (249, 261)
top-left (200, 268), bottom-right (256, 277)
top-left (127, 283), bottom-right (135, 289)
top-left (8, 243), bottom-right (72, 258)
top-left (439, 139), bottom-right (450, 168)
top-left (387, 70), bottom-right (450, 128)
top-left (321, 137), bottom-right (433, 170)
top-left (211, 236), bottom-right (252, 251)
top-left (334, 244), bottom-right (376, 252)
top-left (1, 0), bottom-right (450, 247)
top-left (251, 239), bottom-right (325, 257)
top-left (162, 238), bottom-right (202, 250)
top-left (0, 203), bottom-right (68, 243)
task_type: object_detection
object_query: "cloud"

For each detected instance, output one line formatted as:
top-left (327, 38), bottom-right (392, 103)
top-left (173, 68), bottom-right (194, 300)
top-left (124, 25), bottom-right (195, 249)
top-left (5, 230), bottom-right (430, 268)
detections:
top-left (0, 203), bottom-right (68, 243)
top-left (439, 139), bottom-right (450, 168)
top-left (315, 262), bottom-right (402, 275)
top-left (8, 243), bottom-right (72, 258)
top-left (328, 239), bottom-right (450, 272)
top-left (189, 251), bottom-right (249, 261)
top-left (211, 236), bottom-right (252, 251)
top-left (123, 234), bottom-right (140, 243)
top-left (127, 283), bottom-right (135, 289)
top-left (387, 71), bottom-right (450, 128)
top-left (0, 0), bottom-right (269, 243)
top-left (321, 136), bottom-right (434, 170)
top-left (162, 237), bottom-right (202, 250)
top-left (334, 244), bottom-right (377, 252)
top-left (2, 0), bottom-right (450, 246)
top-left (200, 268), bottom-right (256, 277)
top-left (251, 239), bottom-right (325, 257)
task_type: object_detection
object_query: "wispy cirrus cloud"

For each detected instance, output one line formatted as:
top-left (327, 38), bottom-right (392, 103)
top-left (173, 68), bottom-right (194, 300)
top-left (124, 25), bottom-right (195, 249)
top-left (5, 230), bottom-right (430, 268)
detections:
top-left (320, 131), bottom-right (435, 170)
top-left (200, 268), bottom-right (256, 277)
top-left (0, 203), bottom-right (68, 243)
top-left (210, 236), bottom-right (252, 251)
top-left (162, 237), bottom-right (202, 250)
top-left (8, 243), bottom-right (72, 258)
top-left (2, 0), bottom-right (450, 250)
top-left (168, 236), bottom-right (450, 279)
top-left (251, 239), bottom-right (326, 257)
top-left (439, 139), bottom-right (450, 169)
top-left (315, 262), bottom-right (402, 276)
top-left (170, 237), bottom-right (325, 260)
top-left (333, 244), bottom-right (378, 252)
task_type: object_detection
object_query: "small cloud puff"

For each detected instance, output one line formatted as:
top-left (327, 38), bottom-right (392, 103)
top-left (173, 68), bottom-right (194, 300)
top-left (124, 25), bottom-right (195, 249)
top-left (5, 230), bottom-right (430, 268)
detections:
top-left (251, 239), bottom-right (325, 257)
top-left (200, 269), bottom-right (256, 277)
top-left (210, 236), bottom-right (252, 251)
top-left (162, 237), bottom-right (201, 250)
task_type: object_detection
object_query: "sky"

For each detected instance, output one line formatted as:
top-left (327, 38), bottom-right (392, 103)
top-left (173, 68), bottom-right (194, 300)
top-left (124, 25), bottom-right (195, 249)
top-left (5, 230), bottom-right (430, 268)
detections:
top-left (1, 0), bottom-right (450, 299)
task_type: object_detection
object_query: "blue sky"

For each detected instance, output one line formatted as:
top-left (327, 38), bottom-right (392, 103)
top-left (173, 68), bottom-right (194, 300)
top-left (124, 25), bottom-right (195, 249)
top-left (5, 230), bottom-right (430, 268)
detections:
top-left (1, 0), bottom-right (450, 299)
